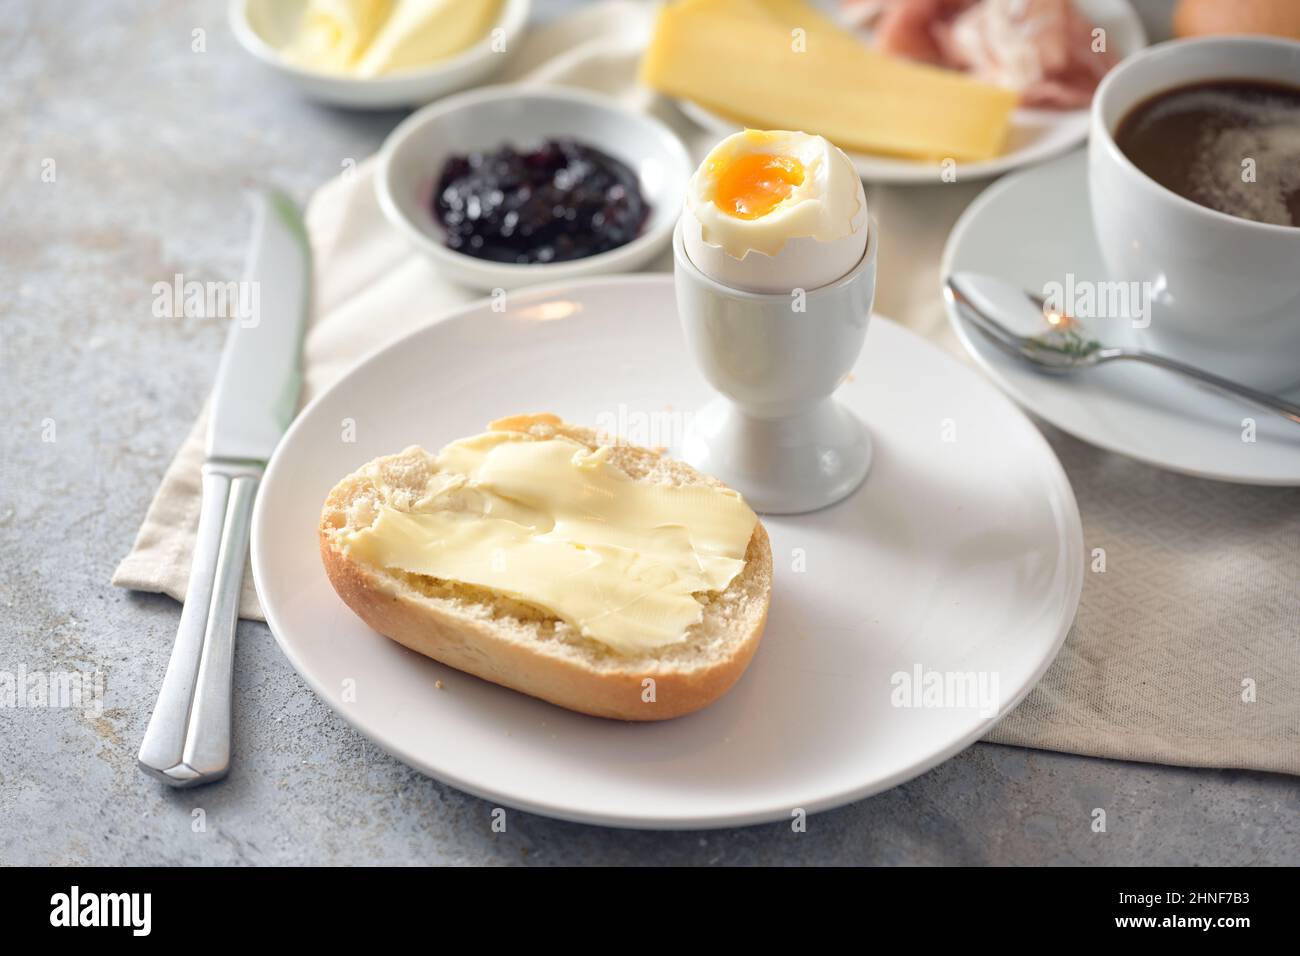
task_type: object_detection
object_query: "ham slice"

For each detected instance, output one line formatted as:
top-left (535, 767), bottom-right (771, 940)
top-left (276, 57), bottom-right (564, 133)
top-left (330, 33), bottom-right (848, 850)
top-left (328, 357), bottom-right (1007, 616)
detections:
top-left (847, 0), bottom-right (974, 65)
top-left (847, 0), bottom-right (1117, 109)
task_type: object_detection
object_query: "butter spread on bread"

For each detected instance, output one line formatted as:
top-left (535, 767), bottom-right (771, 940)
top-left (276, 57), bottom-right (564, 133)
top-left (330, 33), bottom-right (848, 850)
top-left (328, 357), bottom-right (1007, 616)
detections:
top-left (341, 428), bottom-right (758, 655)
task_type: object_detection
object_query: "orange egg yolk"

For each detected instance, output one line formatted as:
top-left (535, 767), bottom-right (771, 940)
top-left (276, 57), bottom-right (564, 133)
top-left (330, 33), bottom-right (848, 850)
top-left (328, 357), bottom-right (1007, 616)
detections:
top-left (712, 153), bottom-right (805, 220)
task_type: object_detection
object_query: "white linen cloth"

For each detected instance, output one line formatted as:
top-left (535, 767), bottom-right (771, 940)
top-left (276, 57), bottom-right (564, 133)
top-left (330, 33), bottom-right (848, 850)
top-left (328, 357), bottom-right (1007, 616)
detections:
top-left (115, 1), bottom-right (1300, 776)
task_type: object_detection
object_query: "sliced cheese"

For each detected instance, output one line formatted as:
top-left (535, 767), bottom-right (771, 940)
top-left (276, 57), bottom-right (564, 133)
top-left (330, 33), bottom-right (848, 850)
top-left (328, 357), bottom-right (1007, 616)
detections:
top-left (640, 0), bottom-right (1017, 162)
top-left (343, 432), bottom-right (758, 655)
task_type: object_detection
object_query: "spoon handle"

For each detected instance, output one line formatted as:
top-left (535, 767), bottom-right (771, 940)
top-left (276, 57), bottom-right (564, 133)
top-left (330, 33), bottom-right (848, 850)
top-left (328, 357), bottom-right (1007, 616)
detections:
top-left (1117, 352), bottom-right (1300, 426)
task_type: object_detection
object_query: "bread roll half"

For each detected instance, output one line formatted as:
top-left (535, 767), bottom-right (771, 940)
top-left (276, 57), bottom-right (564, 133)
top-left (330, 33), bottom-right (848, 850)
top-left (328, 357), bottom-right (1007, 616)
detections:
top-left (319, 413), bottom-right (772, 720)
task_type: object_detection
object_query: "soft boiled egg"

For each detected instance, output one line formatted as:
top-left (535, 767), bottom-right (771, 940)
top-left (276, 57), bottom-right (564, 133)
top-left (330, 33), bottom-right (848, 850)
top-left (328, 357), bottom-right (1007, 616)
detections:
top-left (682, 129), bottom-right (868, 294)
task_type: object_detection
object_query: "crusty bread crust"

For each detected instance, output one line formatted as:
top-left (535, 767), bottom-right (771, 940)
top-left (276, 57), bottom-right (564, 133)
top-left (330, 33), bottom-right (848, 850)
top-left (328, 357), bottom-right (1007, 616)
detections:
top-left (319, 413), bottom-right (772, 720)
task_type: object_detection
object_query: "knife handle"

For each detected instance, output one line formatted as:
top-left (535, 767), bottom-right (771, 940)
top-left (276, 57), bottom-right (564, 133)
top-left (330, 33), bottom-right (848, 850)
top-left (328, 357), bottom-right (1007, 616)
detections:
top-left (138, 461), bottom-right (261, 787)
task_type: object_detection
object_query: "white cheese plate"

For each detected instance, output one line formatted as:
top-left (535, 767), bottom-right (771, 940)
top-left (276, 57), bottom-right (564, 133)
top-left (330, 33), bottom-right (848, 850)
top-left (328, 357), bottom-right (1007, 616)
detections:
top-left (677, 0), bottom-right (1148, 183)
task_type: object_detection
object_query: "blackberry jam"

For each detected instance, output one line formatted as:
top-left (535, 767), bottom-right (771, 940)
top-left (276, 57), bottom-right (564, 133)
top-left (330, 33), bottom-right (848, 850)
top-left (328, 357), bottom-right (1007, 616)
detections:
top-left (432, 138), bottom-right (651, 265)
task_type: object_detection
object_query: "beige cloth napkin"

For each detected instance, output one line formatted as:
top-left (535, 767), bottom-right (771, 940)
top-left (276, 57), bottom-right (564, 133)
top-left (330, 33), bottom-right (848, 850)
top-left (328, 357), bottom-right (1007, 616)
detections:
top-left (115, 1), bottom-right (1300, 776)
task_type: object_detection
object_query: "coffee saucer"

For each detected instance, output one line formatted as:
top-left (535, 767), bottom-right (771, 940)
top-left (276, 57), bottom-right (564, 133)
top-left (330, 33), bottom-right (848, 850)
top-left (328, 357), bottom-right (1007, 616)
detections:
top-left (942, 150), bottom-right (1300, 486)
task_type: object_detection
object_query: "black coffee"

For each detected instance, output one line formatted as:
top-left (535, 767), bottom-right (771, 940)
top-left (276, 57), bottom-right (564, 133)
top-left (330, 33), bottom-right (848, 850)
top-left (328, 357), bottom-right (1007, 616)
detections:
top-left (1115, 79), bottom-right (1300, 228)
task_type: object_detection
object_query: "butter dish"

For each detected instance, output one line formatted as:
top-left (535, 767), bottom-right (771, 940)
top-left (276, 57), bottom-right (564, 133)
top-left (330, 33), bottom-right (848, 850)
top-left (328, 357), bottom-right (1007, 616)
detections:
top-left (229, 0), bottom-right (531, 109)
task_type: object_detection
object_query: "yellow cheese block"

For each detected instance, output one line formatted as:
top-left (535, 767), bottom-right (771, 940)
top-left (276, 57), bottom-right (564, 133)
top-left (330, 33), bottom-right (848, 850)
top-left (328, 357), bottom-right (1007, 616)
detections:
top-left (751, 0), bottom-right (866, 45)
top-left (640, 0), bottom-right (1017, 162)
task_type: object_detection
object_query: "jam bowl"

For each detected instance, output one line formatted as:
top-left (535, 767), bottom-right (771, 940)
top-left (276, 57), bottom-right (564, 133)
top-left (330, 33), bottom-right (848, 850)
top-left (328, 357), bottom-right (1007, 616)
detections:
top-left (377, 85), bottom-right (693, 291)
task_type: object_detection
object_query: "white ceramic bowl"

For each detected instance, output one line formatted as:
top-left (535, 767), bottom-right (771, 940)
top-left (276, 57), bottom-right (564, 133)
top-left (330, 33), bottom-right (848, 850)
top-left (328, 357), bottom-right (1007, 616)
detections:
top-left (229, 0), bottom-right (530, 109)
top-left (1089, 36), bottom-right (1300, 391)
top-left (376, 85), bottom-right (692, 291)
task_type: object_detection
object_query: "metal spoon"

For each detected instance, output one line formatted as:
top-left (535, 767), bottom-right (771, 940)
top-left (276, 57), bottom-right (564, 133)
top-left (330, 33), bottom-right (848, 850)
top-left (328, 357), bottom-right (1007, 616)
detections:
top-left (944, 273), bottom-right (1300, 427)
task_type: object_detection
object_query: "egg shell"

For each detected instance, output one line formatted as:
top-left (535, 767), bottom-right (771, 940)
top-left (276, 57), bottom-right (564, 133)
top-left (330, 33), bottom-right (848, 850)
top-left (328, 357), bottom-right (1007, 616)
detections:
top-left (680, 201), bottom-right (868, 294)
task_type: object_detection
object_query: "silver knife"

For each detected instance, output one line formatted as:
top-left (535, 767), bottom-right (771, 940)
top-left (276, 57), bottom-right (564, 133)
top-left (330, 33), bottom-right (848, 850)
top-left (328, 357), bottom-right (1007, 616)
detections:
top-left (138, 190), bottom-right (310, 787)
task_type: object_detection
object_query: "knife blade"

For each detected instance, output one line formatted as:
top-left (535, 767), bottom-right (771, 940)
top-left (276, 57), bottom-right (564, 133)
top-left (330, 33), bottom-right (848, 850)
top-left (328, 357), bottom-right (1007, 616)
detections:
top-left (138, 190), bottom-right (311, 787)
top-left (208, 190), bottom-right (310, 463)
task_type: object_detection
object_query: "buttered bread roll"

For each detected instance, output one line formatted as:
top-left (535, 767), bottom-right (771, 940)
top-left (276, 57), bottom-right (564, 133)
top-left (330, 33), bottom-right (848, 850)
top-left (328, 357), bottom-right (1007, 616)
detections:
top-left (319, 414), bottom-right (772, 720)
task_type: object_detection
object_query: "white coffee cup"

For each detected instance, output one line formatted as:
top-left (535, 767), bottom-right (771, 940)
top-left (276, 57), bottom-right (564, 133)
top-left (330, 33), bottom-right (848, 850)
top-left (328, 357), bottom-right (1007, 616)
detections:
top-left (1089, 36), bottom-right (1300, 392)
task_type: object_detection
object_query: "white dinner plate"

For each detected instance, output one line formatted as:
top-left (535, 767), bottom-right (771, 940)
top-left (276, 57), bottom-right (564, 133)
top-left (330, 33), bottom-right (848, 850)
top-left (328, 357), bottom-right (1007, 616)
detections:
top-left (678, 0), bottom-right (1147, 183)
top-left (252, 275), bottom-right (1083, 828)
top-left (942, 150), bottom-right (1300, 486)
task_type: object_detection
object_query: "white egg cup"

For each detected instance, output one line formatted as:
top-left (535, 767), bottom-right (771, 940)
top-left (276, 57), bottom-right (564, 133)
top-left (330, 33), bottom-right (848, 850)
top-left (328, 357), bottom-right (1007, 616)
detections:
top-left (673, 218), bottom-right (878, 514)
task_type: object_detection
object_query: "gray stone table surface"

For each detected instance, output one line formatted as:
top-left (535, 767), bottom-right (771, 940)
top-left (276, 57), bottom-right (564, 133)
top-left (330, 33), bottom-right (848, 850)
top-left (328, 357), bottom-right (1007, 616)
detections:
top-left (2, 0), bottom-right (1297, 866)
